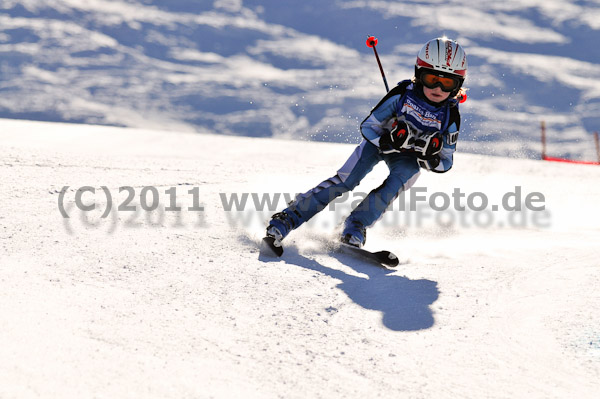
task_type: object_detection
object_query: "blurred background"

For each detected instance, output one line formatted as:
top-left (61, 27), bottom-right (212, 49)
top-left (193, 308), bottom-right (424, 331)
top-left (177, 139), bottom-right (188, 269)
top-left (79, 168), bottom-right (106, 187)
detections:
top-left (1, 0), bottom-right (599, 160)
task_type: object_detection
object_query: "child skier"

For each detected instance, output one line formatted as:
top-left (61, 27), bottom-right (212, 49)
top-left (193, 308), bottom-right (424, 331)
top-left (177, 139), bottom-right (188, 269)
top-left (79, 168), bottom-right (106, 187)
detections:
top-left (266, 37), bottom-right (468, 248)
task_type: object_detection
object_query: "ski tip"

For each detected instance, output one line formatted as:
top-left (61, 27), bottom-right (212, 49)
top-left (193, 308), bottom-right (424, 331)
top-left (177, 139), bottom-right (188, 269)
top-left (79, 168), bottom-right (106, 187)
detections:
top-left (339, 244), bottom-right (400, 268)
top-left (386, 255), bottom-right (400, 267)
top-left (373, 250), bottom-right (399, 267)
top-left (261, 236), bottom-right (284, 257)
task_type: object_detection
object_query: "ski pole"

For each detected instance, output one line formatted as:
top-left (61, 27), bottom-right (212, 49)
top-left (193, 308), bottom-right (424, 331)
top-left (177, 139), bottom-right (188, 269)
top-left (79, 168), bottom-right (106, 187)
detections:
top-left (366, 35), bottom-right (389, 92)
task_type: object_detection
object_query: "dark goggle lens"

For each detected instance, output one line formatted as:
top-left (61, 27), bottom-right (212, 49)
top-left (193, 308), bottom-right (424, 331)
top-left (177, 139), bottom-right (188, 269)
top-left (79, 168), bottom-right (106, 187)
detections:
top-left (421, 73), bottom-right (459, 92)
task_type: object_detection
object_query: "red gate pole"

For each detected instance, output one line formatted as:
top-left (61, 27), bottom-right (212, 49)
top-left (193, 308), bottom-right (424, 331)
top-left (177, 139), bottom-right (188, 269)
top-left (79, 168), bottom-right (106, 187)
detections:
top-left (541, 121), bottom-right (547, 160)
top-left (595, 131), bottom-right (600, 163)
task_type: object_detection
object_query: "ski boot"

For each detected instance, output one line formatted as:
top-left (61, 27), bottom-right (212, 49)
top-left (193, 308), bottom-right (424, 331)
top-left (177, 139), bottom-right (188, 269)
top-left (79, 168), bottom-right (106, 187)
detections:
top-left (266, 211), bottom-right (297, 243)
top-left (341, 218), bottom-right (367, 248)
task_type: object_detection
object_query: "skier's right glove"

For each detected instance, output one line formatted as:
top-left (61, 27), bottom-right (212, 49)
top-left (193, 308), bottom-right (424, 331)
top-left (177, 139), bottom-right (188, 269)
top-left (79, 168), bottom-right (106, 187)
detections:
top-left (379, 120), bottom-right (412, 154)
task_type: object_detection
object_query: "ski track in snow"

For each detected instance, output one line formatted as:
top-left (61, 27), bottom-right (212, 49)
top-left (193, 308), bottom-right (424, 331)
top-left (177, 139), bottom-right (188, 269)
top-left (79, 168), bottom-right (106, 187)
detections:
top-left (1, 119), bottom-right (599, 398)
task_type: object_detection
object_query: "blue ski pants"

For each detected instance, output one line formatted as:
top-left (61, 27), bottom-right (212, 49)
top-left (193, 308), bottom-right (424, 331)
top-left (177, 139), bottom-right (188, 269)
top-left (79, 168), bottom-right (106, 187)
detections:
top-left (285, 140), bottom-right (421, 229)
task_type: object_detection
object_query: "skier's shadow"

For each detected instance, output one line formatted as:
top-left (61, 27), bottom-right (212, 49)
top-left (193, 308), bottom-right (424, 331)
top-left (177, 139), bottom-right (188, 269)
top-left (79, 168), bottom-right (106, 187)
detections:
top-left (261, 246), bottom-right (439, 332)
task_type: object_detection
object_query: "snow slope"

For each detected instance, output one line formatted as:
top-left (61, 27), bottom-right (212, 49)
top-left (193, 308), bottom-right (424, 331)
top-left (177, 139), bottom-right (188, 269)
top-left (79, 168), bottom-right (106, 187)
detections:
top-left (1, 118), bottom-right (600, 398)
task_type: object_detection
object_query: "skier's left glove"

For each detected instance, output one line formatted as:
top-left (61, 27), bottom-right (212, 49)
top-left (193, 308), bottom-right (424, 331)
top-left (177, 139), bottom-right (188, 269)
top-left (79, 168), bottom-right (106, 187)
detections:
top-left (413, 132), bottom-right (443, 157)
top-left (417, 154), bottom-right (441, 171)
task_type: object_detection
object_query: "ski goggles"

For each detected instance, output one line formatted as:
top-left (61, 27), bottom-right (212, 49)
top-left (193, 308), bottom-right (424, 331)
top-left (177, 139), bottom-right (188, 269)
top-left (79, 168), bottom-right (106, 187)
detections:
top-left (420, 71), bottom-right (461, 92)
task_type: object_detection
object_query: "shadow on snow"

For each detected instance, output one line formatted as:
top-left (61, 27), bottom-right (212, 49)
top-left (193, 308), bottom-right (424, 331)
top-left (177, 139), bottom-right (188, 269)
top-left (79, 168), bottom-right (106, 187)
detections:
top-left (258, 241), bottom-right (439, 332)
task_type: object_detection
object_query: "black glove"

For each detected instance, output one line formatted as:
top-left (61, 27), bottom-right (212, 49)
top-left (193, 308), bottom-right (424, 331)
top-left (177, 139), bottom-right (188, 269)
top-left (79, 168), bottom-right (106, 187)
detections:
top-left (413, 132), bottom-right (443, 157)
top-left (379, 120), bottom-right (412, 153)
top-left (417, 154), bottom-right (441, 171)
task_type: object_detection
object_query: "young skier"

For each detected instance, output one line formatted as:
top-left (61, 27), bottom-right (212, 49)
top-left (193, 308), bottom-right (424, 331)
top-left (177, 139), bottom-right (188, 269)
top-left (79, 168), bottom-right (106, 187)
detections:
top-left (266, 37), bottom-right (468, 248)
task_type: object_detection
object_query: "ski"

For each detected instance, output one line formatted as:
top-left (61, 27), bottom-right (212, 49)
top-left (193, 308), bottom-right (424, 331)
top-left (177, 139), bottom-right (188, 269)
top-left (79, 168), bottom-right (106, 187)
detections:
top-left (338, 243), bottom-right (399, 268)
top-left (261, 236), bottom-right (284, 257)
top-left (260, 236), bottom-right (399, 268)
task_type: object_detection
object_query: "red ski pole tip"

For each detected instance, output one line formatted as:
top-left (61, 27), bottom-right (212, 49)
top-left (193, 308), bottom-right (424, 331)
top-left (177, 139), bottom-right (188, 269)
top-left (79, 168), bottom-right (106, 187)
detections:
top-left (366, 36), bottom-right (378, 48)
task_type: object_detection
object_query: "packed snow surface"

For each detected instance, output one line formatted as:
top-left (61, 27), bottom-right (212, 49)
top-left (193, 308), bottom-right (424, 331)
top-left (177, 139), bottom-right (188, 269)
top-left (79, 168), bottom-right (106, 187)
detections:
top-left (1, 119), bottom-right (599, 398)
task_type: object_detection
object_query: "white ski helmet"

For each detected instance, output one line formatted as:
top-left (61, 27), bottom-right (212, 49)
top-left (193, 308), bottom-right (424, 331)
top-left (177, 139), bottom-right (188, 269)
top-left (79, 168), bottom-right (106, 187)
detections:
top-left (415, 37), bottom-right (467, 94)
